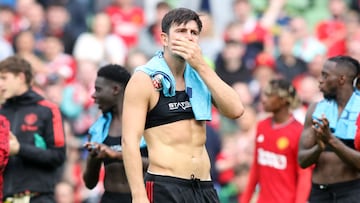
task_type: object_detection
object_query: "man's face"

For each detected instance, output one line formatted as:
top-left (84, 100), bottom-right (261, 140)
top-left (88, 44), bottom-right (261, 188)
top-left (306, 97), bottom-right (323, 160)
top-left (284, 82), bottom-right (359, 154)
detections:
top-left (319, 61), bottom-right (338, 100)
top-left (92, 77), bottom-right (116, 113)
top-left (162, 21), bottom-right (200, 58)
top-left (0, 72), bottom-right (23, 100)
top-left (260, 89), bottom-right (286, 113)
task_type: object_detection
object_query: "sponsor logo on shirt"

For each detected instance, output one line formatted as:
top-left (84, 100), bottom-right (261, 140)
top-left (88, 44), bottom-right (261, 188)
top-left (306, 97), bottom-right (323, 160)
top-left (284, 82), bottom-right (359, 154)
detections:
top-left (21, 113), bottom-right (38, 131)
top-left (168, 101), bottom-right (192, 111)
top-left (257, 148), bottom-right (287, 170)
top-left (277, 137), bottom-right (290, 150)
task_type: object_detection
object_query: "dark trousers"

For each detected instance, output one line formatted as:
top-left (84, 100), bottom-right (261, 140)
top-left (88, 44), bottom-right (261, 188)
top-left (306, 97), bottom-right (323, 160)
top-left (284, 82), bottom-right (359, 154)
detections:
top-left (100, 191), bottom-right (132, 203)
top-left (144, 173), bottom-right (219, 203)
top-left (309, 179), bottom-right (360, 203)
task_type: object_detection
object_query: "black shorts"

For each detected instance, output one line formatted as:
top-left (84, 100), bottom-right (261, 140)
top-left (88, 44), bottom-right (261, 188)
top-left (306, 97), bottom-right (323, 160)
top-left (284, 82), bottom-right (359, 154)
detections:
top-left (100, 191), bottom-right (131, 203)
top-left (144, 172), bottom-right (219, 203)
top-left (309, 179), bottom-right (360, 203)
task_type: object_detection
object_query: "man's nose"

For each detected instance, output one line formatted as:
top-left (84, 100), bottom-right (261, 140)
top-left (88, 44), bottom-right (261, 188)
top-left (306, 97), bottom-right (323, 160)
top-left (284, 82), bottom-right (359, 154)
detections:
top-left (184, 31), bottom-right (195, 41)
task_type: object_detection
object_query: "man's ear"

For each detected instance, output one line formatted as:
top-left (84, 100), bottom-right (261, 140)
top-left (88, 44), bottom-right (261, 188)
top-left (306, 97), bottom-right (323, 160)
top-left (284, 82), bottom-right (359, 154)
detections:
top-left (160, 32), bottom-right (168, 46)
top-left (338, 75), bottom-right (346, 85)
top-left (18, 72), bottom-right (27, 84)
top-left (113, 84), bottom-right (120, 95)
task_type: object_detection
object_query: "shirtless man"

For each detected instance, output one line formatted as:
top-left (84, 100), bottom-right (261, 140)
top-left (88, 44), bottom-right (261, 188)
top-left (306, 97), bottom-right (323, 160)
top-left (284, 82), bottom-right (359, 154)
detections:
top-left (121, 8), bottom-right (244, 203)
top-left (298, 55), bottom-right (360, 203)
top-left (83, 64), bottom-right (147, 203)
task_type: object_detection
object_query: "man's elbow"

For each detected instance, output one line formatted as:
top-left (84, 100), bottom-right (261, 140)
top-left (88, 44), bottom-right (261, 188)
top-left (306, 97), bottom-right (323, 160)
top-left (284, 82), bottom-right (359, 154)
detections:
top-left (228, 105), bottom-right (245, 119)
top-left (299, 162), bottom-right (308, 169)
top-left (298, 156), bottom-right (311, 169)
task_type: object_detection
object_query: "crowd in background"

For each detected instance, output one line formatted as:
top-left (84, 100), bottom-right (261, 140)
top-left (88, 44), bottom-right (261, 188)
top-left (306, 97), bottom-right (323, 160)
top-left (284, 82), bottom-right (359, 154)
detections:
top-left (0, 0), bottom-right (359, 202)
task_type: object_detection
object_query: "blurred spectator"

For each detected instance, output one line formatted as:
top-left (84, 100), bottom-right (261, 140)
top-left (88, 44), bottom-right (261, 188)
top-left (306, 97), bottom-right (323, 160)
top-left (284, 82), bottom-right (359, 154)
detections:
top-left (219, 82), bottom-right (255, 135)
top-left (44, 2), bottom-right (77, 54)
top-left (216, 134), bottom-right (239, 187)
top-left (13, 0), bottom-right (35, 30)
top-left (275, 30), bottom-right (308, 82)
top-left (12, 30), bottom-right (46, 84)
top-left (0, 36), bottom-right (13, 60)
top-left (42, 35), bottom-right (77, 86)
top-left (232, 82), bottom-right (254, 106)
top-left (25, 2), bottom-right (46, 55)
top-left (315, 0), bottom-right (347, 57)
top-left (306, 53), bottom-right (326, 79)
top-left (73, 12), bottom-right (128, 66)
top-left (137, 1), bottom-right (170, 57)
top-left (292, 74), bottom-right (323, 124)
top-left (65, 0), bottom-right (92, 38)
top-left (215, 39), bottom-right (253, 86)
top-left (219, 163), bottom-right (250, 203)
top-left (345, 11), bottom-right (360, 62)
top-left (289, 16), bottom-right (327, 63)
top-left (0, 5), bottom-right (18, 42)
top-left (104, 0), bottom-right (145, 48)
top-left (198, 11), bottom-right (224, 62)
top-left (124, 48), bottom-right (149, 74)
top-left (249, 51), bottom-right (277, 107)
top-left (234, 105), bottom-right (257, 167)
top-left (61, 60), bottom-right (98, 136)
top-left (55, 181), bottom-right (76, 203)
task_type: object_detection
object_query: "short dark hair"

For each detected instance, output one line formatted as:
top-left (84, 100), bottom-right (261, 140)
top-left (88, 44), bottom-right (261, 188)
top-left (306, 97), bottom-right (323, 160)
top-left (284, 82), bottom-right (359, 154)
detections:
top-left (0, 55), bottom-right (33, 86)
top-left (328, 55), bottom-right (360, 82)
top-left (161, 8), bottom-right (202, 34)
top-left (97, 64), bottom-right (131, 87)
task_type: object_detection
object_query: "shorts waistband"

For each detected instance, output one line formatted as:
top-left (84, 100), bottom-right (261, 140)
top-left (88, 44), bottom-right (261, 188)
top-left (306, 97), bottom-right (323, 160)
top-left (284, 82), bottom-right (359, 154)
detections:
top-left (145, 172), bottom-right (214, 188)
top-left (312, 179), bottom-right (360, 191)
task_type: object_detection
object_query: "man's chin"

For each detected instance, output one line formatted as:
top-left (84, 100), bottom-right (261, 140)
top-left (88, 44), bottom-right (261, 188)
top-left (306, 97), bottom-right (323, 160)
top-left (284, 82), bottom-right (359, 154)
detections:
top-left (323, 95), bottom-right (336, 101)
top-left (174, 54), bottom-right (185, 61)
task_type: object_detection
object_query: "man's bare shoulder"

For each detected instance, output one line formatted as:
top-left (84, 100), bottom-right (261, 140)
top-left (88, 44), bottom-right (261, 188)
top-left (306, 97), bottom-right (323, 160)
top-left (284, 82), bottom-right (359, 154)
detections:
top-left (304, 102), bottom-right (319, 126)
top-left (126, 71), bottom-right (153, 93)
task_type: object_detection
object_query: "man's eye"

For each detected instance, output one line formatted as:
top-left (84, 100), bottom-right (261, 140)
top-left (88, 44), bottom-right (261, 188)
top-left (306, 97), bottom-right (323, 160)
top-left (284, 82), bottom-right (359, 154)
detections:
top-left (192, 31), bottom-right (199, 36)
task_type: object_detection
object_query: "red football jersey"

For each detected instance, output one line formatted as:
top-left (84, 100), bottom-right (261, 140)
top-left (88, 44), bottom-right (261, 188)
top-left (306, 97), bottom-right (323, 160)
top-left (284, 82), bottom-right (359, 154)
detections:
top-left (241, 116), bottom-right (312, 203)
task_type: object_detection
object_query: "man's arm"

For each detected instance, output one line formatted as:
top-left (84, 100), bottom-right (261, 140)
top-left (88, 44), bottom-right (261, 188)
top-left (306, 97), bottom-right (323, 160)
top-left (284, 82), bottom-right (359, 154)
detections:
top-left (122, 72), bottom-right (151, 203)
top-left (298, 103), bottom-right (325, 168)
top-left (316, 114), bottom-right (360, 170)
top-left (82, 142), bottom-right (104, 189)
top-left (171, 37), bottom-right (244, 119)
top-left (82, 153), bottom-right (102, 189)
top-left (295, 165), bottom-right (312, 203)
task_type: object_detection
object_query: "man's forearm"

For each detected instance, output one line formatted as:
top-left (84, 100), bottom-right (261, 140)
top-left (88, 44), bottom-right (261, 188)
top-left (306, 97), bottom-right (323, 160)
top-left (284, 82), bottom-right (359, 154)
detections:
top-left (83, 156), bottom-right (102, 189)
top-left (123, 148), bottom-right (147, 197)
top-left (298, 145), bottom-right (322, 168)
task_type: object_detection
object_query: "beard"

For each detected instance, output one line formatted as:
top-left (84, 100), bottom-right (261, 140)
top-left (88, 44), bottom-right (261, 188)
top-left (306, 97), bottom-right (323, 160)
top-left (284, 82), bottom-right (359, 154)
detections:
top-left (173, 53), bottom-right (185, 61)
top-left (323, 92), bottom-right (336, 101)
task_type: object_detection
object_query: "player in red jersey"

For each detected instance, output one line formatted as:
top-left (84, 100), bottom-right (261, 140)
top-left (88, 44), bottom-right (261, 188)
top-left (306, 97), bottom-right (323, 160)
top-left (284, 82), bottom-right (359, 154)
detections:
top-left (241, 79), bottom-right (312, 203)
top-left (0, 115), bottom-right (9, 201)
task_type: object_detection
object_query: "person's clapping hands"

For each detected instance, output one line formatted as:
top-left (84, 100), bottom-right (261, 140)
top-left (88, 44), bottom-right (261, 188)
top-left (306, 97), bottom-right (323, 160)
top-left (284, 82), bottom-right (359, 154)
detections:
top-left (312, 115), bottom-right (332, 150)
